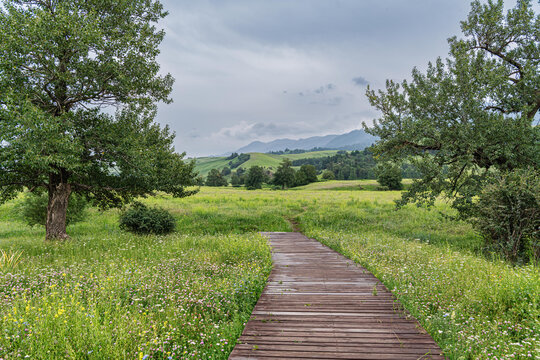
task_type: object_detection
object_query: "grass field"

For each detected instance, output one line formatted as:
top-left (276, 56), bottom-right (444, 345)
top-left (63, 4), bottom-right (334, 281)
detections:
top-left (1, 183), bottom-right (538, 359)
top-left (193, 150), bottom-right (339, 176)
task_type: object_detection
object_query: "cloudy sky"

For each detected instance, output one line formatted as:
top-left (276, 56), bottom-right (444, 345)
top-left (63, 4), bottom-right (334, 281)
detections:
top-left (157, 0), bottom-right (474, 157)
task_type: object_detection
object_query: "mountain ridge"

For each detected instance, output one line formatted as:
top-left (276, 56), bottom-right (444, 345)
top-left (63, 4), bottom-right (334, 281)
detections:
top-left (234, 130), bottom-right (376, 154)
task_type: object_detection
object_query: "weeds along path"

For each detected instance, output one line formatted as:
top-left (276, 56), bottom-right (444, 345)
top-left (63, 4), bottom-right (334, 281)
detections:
top-left (229, 232), bottom-right (444, 359)
top-left (285, 206), bottom-right (307, 232)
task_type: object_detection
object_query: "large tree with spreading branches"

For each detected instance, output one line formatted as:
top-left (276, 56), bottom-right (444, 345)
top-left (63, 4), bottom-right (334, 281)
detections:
top-left (0, 0), bottom-right (197, 240)
top-left (365, 0), bottom-right (539, 215)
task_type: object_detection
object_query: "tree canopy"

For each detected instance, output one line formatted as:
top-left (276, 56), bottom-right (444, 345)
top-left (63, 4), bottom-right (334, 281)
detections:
top-left (205, 169), bottom-right (228, 187)
top-left (245, 166), bottom-right (266, 190)
top-left (273, 159), bottom-right (296, 189)
top-left (0, 0), bottom-right (197, 239)
top-left (364, 0), bottom-right (539, 214)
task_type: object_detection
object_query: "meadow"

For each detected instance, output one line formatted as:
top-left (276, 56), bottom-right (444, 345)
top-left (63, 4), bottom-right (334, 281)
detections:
top-left (0, 182), bottom-right (538, 359)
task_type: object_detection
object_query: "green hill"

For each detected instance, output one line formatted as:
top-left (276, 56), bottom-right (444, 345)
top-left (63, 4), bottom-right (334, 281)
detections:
top-left (193, 150), bottom-right (339, 176)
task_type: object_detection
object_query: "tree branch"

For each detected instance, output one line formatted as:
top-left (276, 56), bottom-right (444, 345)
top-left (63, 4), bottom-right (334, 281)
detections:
top-left (472, 44), bottom-right (523, 77)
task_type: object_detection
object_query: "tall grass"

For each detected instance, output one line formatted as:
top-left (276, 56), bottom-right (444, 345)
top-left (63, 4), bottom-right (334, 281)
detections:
top-left (0, 185), bottom-right (538, 359)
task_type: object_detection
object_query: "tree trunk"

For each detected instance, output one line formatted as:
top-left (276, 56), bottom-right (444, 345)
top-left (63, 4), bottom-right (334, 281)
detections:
top-left (46, 181), bottom-right (71, 241)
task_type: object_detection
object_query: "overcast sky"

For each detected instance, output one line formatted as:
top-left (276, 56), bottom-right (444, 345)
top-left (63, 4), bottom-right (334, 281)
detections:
top-left (157, 0), bottom-right (474, 157)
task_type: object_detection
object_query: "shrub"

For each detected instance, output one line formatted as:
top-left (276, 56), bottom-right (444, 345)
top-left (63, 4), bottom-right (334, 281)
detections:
top-left (471, 168), bottom-right (539, 262)
top-left (119, 202), bottom-right (176, 235)
top-left (375, 163), bottom-right (403, 190)
top-left (18, 191), bottom-right (88, 227)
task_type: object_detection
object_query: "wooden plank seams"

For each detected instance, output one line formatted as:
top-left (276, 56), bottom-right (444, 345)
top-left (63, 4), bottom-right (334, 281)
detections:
top-left (228, 232), bottom-right (444, 360)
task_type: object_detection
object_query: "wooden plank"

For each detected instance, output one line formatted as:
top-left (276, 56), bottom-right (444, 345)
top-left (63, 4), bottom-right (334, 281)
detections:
top-left (228, 232), bottom-right (445, 359)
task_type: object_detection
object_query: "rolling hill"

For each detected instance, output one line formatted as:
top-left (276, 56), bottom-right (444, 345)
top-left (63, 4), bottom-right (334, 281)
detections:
top-left (194, 150), bottom-right (339, 176)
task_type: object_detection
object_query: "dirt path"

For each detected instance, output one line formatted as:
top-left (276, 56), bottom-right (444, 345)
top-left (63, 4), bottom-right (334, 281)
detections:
top-left (229, 232), bottom-right (444, 360)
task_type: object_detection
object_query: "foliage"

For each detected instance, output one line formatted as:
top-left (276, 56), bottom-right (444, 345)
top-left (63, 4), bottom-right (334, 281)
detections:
top-left (364, 0), bottom-right (540, 215)
top-left (471, 168), bottom-right (539, 262)
top-left (221, 167), bottom-right (231, 176)
top-left (292, 148), bottom-right (420, 180)
top-left (321, 170), bottom-right (335, 180)
top-left (228, 154), bottom-right (251, 169)
top-left (194, 175), bottom-right (205, 186)
top-left (17, 192), bottom-right (88, 227)
top-left (272, 159), bottom-right (296, 189)
top-left (375, 163), bottom-right (403, 190)
top-left (119, 202), bottom-right (176, 235)
top-left (0, 0), bottom-right (197, 239)
top-left (205, 169), bottom-right (229, 187)
top-left (0, 249), bottom-right (23, 272)
top-left (294, 165), bottom-right (318, 187)
top-left (245, 166), bottom-right (266, 190)
top-left (293, 149), bottom-right (377, 179)
top-left (230, 172), bottom-right (244, 187)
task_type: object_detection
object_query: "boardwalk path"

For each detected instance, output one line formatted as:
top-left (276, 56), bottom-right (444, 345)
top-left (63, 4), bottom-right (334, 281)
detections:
top-left (229, 232), bottom-right (444, 360)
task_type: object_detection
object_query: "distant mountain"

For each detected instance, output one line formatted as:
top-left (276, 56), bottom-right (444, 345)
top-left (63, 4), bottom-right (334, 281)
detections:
top-left (235, 130), bottom-right (377, 154)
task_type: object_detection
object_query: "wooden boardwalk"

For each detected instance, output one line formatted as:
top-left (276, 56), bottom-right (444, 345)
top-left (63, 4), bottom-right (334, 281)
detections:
top-left (229, 232), bottom-right (445, 360)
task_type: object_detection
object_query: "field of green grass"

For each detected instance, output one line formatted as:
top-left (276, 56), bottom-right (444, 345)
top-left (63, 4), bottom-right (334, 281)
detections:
top-left (193, 150), bottom-right (339, 176)
top-left (1, 184), bottom-right (538, 359)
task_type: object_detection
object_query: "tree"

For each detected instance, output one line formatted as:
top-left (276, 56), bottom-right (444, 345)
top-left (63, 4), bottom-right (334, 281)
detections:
top-left (294, 164), bottom-right (318, 186)
top-left (221, 167), bottom-right (231, 176)
top-left (194, 175), bottom-right (205, 186)
top-left (230, 172), bottom-right (244, 187)
top-left (364, 0), bottom-right (539, 215)
top-left (245, 166), bottom-right (265, 190)
top-left (0, 0), bottom-right (197, 240)
top-left (300, 165), bottom-right (318, 183)
top-left (375, 163), bottom-right (403, 190)
top-left (322, 170), bottom-right (335, 180)
top-left (272, 159), bottom-right (296, 189)
top-left (205, 169), bottom-right (228, 187)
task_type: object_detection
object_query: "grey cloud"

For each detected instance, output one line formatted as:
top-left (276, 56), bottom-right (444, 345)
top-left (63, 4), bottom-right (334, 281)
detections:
top-left (309, 97), bottom-right (343, 106)
top-left (352, 77), bottom-right (369, 87)
top-left (158, 0), bottom-right (472, 156)
top-left (218, 122), bottom-right (305, 141)
top-left (298, 83), bottom-right (336, 97)
top-left (314, 84), bottom-right (336, 94)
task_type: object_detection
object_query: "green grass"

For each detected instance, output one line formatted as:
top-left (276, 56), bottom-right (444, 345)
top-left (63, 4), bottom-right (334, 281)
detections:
top-left (1, 185), bottom-right (538, 359)
top-left (0, 192), bottom-right (279, 359)
top-left (193, 150), bottom-right (339, 176)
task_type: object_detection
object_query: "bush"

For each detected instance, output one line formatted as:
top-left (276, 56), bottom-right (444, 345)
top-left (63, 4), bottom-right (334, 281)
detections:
top-left (375, 163), bottom-right (403, 190)
top-left (471, 168), bottom-right (539, 263)
top-left (18, 191), bottom-right (88, 227)
top-left (119, 202), bottom-right (176, 235)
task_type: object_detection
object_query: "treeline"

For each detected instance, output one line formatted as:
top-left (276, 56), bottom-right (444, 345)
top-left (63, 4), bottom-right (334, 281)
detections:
top-left (268, 147), bottom-right (332, 155)
top-left (200, 149), bottom-right (420, 188)
top-left (292, 149), bottom-right (420, 180)
top-left (203, 160), bottom-right (318, 189)
top-left (226, 153), bottom-right (250, 168)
